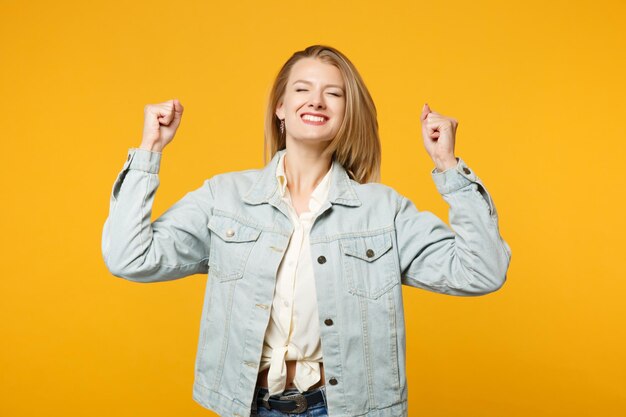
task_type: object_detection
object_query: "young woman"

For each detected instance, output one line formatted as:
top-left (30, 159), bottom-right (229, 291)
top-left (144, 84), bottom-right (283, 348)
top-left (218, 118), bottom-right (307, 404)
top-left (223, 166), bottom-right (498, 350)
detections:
top-left (102, 45), bottom-right (512, 417)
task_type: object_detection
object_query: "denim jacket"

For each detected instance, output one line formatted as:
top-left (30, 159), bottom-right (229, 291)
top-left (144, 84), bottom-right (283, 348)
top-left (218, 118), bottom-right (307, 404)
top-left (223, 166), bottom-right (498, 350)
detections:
top-left (101, 147), bottom-right (512, 417)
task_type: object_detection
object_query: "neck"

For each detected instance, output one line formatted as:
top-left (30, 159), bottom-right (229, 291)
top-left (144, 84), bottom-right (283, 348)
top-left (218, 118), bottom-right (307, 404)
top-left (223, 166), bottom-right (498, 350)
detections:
top-left (282, 142), bottom-right (332, 196)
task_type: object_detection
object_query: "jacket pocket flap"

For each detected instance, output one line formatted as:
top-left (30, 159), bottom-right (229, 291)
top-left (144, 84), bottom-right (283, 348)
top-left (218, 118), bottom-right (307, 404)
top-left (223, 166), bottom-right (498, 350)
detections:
top-left (340, 232), bottom-right (393, 262)
top-left (207, 215), bottom-right (261, 243)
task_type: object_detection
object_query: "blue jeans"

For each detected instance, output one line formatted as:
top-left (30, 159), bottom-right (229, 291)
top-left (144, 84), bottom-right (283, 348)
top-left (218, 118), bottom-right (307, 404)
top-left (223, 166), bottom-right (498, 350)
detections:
top-left (251, 386), bottom-right (329, 417)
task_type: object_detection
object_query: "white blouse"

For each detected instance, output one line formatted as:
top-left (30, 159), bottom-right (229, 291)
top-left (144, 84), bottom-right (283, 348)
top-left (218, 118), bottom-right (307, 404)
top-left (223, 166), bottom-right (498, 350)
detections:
top-left (259, 150), bottom-right (334, 396)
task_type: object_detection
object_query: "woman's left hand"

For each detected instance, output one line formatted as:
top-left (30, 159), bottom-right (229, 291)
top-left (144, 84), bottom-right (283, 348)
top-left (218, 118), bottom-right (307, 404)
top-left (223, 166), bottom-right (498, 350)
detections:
top-left (420, 103), bottom-right (459, 172)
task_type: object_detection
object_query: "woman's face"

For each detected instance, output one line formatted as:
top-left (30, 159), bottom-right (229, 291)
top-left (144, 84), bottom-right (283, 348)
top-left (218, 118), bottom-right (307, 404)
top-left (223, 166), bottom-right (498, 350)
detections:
top-left (276, 57), bottom-right (346, 147)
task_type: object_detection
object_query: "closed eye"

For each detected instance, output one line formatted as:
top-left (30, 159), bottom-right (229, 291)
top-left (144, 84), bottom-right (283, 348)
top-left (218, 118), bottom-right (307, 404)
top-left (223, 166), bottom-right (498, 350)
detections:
top-left (296, 88), bottom-right (342, 97)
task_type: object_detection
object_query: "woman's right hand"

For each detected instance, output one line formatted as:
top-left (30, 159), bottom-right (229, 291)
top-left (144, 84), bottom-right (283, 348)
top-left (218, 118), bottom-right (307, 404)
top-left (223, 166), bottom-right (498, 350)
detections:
top-left (140, 99), bottom-right (184, 152)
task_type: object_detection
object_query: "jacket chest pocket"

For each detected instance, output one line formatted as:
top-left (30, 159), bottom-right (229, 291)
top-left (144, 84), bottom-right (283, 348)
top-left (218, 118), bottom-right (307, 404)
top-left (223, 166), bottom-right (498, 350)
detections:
top-left (207, 214), bottom-right (262, 282)
top-left (339, 230), bottom-right (398, 299)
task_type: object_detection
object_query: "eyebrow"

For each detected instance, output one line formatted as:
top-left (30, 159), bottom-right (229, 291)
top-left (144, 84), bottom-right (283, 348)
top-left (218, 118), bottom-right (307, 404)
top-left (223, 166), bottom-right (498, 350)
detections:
top-left (292, 79), bottom-right (345, 90)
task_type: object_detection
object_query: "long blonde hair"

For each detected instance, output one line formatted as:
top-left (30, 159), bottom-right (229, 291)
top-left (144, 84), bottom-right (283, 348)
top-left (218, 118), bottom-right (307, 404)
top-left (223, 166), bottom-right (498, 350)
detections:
top-left (263, 45), bottom-right (381, 184)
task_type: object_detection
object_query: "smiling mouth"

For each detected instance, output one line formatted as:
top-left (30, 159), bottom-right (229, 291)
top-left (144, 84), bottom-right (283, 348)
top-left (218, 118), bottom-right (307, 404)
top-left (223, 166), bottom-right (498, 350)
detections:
top-left (301, 114), bottom-right (329, 125)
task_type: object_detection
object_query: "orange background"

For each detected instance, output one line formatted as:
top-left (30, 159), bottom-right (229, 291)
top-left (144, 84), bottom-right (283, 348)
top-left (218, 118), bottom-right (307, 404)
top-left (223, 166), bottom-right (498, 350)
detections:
top-left (1, 0), bottom-right (624, 416)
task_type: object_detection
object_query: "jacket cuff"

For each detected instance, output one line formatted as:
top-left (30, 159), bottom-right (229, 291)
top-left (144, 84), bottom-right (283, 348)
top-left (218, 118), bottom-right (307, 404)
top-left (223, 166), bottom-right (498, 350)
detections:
top-left (123, 147), bottom-right (162, 174)
top-left (431, 157), bottom-right (476, 194)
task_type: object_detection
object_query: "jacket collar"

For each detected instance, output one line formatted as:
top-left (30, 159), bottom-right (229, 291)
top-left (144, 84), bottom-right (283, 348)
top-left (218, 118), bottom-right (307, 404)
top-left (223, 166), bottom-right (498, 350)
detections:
top-left (243, 148), bottom-right (361, 207)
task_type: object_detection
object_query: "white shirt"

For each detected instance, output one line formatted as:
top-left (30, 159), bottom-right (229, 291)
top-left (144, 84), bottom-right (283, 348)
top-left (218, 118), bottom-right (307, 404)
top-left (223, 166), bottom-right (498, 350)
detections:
top-left (259, 150), bottom-right (334, 396)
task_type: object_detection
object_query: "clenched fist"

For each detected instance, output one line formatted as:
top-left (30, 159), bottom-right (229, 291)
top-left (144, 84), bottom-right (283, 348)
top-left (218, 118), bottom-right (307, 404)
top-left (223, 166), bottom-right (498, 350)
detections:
top-left (140, 99), bottom-right (184, 152)
top-left (420, 103), bottom-right (459, 172)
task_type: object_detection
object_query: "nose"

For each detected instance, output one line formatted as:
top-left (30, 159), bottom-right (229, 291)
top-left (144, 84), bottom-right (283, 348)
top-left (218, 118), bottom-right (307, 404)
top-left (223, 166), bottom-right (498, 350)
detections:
top-left (308, 89), bottom-right (326, 109)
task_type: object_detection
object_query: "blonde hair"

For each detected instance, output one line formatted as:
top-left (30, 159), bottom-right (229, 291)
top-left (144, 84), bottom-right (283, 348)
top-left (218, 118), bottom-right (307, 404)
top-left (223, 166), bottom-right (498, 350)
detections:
top-left (263, 44), bottom-right (381, 184)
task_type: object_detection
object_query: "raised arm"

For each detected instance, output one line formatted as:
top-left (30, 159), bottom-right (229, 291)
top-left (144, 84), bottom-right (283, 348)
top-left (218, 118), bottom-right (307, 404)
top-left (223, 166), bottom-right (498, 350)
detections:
top-left (393, 103), bottom-right (512, 295)
top-left (101, 148), bottom-right (214, 282)
top-left (101, 98), bottom-right (214, 282)
top-left (395, 157), bottom-right (512, 296)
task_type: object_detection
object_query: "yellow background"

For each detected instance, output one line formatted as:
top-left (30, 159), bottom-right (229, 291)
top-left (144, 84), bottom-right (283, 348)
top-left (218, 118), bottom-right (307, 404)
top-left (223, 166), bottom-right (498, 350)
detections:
top-left (1, 0), bottom-right (624, 415)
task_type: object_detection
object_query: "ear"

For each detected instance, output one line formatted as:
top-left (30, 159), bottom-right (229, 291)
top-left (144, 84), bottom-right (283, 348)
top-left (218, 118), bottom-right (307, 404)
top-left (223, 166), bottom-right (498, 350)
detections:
top-left (275, 101), bottom-right (285, 120)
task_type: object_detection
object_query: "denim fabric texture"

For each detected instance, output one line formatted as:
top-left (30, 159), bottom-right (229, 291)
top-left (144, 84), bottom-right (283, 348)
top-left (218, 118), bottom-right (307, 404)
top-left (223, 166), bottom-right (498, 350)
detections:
top-left (102, 147), bottom-right (512, 417)
top-left (253, 402), bottom-right (328, 417)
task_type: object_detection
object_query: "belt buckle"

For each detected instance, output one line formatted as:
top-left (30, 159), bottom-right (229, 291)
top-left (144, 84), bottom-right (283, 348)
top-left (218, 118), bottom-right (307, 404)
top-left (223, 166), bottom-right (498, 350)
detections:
top-left (279, 392), bottom-right (308, 413)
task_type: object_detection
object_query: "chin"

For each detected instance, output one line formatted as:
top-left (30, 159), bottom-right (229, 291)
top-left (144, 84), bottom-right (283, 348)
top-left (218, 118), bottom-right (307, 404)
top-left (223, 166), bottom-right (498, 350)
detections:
top-left (291, 134), bottom-right (327, 142)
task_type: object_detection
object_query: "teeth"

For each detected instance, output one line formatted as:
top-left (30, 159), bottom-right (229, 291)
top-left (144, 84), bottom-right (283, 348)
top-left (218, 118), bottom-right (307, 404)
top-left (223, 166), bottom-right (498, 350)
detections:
top-left (302, 114), bottom-right (326, 122)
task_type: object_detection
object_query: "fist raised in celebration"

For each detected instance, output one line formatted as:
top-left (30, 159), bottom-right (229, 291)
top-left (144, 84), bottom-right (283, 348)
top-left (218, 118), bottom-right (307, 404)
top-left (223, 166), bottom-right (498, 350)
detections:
top-left (140, 99), bottom-right (184, 152)
top-left (420, 103), bottom-right (458, 172)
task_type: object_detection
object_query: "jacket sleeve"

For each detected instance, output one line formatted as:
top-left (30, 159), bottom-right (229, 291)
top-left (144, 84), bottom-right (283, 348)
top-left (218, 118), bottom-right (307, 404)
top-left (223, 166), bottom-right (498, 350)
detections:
top-left (101, 148), bottom-right (214, 283)
top-left (394, 157), bottom-right (512, 296)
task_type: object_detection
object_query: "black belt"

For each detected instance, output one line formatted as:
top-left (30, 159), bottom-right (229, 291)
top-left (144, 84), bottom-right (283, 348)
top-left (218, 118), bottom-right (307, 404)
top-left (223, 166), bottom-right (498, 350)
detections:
top-left (256, 386), bottom-right (325, 413)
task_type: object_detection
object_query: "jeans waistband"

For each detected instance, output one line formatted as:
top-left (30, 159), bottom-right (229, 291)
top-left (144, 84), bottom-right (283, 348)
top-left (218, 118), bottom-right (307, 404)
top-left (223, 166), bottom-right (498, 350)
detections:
top-left (253, 385), bottom-right (327, 414)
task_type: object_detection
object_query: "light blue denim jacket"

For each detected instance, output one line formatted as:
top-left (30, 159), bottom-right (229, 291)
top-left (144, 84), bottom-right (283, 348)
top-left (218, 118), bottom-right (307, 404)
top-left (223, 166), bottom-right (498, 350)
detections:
top-left (101, 147), bottom-right (512, 417)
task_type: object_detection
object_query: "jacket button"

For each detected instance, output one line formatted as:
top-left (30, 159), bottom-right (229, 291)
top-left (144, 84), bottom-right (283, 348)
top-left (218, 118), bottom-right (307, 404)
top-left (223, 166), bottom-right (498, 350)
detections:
top-left (225, 229), bottom-right (235, 237)
top-left (366, 249), bottom-right (375, 258)
top-left (463, 167), bottom-right (471, 174)
top-left (317, 256), bottom-right (326, 264)
top-left (324, 318), bottom-right (333, 326)
top-left (329, 377), bottom-right (338, 385)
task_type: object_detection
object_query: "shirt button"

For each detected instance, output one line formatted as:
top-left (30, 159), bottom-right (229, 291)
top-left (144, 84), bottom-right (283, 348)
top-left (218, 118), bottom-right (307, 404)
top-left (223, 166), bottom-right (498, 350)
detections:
top-left (324, 318), bottom-right (333, 326)
top-left (329, 377), bottom-right (338, 385)
top-left (366, 249), bottom-right (375, 258)
top-left (463, 167), bottom-right (471, 174)
top-left (317, 256), bottom-right (326, 264)
top-left (225, 229), bottom-right (235, 238)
